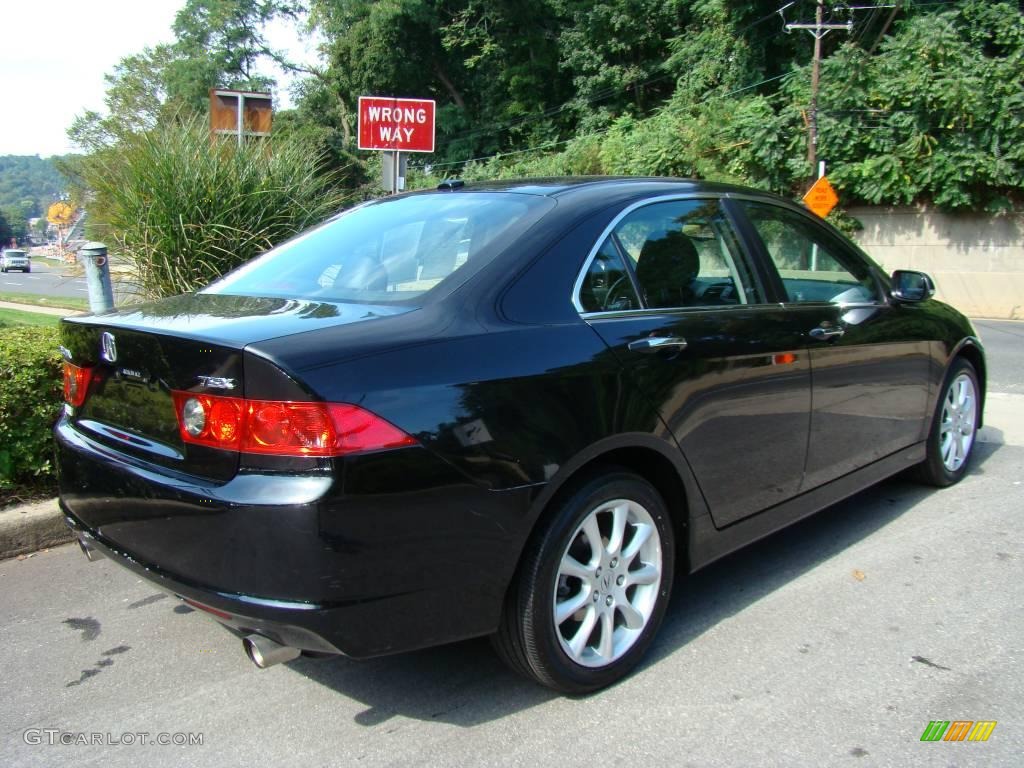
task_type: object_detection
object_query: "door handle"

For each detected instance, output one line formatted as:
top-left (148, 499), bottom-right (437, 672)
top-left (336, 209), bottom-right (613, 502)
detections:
top-left (627, 336), bottom-right (688, 353)
top-left (809, 325), bottom-right (845, 341)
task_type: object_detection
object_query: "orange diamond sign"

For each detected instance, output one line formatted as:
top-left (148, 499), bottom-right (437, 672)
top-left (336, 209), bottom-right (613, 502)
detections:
top-left (47, 201), bottom-right (75, 227)
top-left (803, 176), bottom-right (839, 219)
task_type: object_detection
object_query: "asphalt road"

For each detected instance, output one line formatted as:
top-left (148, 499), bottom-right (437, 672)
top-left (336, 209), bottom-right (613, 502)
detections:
top-left (975, 319), bottom-right (1024, 393)
top-left (1, 330), bottom-right (1021, 767)
top-left (0, 259), bottom-right (91, 300)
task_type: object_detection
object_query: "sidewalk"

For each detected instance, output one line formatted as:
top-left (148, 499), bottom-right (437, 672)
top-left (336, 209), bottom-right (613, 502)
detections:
top-left (0, 300), bottom-right (82, 317)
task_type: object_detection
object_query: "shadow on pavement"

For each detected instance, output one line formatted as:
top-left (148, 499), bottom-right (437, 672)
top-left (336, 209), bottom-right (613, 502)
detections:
top-left (286, 442), bottom-right (1001, 726)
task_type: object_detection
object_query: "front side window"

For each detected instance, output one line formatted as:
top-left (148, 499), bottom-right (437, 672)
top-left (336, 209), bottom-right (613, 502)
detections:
top-left (610, 199), bottom-right (760, 309)
top-left (739, 202), bottom-right (881, 305)
top-left (206, 193), bottom-right (552, 304)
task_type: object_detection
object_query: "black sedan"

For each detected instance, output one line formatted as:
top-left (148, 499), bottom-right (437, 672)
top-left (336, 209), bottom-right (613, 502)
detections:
top-left (56, 178), bottom-right (984, 693)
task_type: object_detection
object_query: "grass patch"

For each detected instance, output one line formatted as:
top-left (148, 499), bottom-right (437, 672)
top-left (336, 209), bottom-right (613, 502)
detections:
top-left (0, 309), bottom-right (61, 328)
top-left (0, 292), bottom-right (89, 311)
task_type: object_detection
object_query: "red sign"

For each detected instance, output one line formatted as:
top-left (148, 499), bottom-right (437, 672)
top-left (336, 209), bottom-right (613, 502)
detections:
top-left (358, 97), bottom-right (436, 153)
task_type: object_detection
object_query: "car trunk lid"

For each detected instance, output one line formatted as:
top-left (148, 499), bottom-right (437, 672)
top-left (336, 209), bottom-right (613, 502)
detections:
top-left (60, 294), bottom-right (412, 481)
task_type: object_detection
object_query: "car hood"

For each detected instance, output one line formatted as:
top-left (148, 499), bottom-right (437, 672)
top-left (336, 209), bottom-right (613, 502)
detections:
top-left (65, 292), bottom-right (413, 348)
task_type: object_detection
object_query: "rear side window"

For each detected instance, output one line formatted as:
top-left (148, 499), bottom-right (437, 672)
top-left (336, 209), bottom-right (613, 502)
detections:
top-left (578, 239), bottom-right (641, 313)
top-left (206, 193), bottom-right (552, 304)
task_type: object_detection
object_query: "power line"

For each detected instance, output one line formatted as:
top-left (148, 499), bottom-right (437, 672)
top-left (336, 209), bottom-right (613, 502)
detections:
top-left (426, 0), bottom-right (941, 172)
top-left (432, 1), bottom-right (801, 154)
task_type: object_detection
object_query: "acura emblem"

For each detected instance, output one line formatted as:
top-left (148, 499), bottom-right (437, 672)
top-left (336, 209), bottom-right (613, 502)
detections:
top-left (100, 332), bottom-right (117, 363)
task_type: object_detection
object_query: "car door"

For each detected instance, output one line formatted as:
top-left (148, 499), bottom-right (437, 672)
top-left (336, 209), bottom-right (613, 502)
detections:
top-left (732, 200), bottom-right (931, 490)
top-left (577, 197), bottom-right (812, 528)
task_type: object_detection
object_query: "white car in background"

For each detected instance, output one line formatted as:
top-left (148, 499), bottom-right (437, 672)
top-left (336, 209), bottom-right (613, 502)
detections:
top-left (0, 248), bottom-right (31, 273)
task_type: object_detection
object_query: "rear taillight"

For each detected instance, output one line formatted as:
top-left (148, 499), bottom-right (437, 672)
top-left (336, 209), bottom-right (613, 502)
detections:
top-left (170, 393), bottom-right (244, 450)
top-left (63, 362), bottom-right (93, 407)
top-left (171, 392), bottom-right (416, 457)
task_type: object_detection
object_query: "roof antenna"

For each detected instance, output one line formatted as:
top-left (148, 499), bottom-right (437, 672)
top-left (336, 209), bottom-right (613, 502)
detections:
top-left (437, 179), bottom-right (465, 191)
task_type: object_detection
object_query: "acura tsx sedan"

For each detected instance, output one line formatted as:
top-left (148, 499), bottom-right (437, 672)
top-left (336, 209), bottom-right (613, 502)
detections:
top-left (56, 178), bottom-right (984, 693)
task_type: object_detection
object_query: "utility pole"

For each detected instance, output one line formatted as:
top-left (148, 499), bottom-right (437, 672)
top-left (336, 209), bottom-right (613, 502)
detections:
top-left (786, 1), bottom-right (853, 176)
top-left (807, 1), bottom-right (824, 170)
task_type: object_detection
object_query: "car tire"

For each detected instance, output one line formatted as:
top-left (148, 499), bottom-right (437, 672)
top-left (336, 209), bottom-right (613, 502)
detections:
top-left (493, 468), bottom-right (675, 694)
top-left (915, 357), bottom-right (980, 487)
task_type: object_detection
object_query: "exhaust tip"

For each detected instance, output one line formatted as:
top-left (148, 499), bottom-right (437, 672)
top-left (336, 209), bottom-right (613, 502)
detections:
top-left (243, 634), bottom-right (300, 669)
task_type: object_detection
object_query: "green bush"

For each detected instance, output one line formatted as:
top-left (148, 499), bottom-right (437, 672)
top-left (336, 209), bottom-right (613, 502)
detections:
top-left (0, 326), bottom-right (63, 497)
top-left (71, 115), bottom-right (350, 299)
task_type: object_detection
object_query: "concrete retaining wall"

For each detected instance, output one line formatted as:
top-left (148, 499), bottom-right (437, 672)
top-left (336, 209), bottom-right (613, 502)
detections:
top-left (849, 206), bottom-right (1024, 320)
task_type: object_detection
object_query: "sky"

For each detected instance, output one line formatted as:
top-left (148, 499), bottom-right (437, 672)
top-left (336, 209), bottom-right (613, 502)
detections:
top-left (0, 0), bottom-right (316, 158)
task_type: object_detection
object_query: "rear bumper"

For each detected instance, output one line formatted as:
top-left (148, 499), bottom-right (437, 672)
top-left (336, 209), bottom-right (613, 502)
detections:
top-left (55, 416), bottom-right (538, 657)
top-left (65, 516), bottom-right (345, 654)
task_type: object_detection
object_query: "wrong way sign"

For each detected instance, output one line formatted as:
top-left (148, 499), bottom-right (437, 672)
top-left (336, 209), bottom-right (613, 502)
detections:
top-left (358, 97), bottom-right (436, 153)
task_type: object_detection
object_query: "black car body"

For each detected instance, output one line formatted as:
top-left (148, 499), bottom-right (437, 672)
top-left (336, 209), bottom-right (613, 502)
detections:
top-left (56, 178), bottom-right (985, 692)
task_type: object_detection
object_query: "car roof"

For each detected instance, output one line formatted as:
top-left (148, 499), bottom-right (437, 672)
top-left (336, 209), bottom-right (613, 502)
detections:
top-left (422, 177), bottom-right (805, 216)
top-left (429, 176), bottom-right (767, 198)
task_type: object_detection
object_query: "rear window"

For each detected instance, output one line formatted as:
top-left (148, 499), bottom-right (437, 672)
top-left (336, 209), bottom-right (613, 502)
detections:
top-left (204, 192), bottom-right (552, 304)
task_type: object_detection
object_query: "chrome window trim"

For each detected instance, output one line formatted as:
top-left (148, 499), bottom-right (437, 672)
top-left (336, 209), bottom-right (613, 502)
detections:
top-left (581, 303), bottom-right (788, 322)
top-left (776, 301), bottom-right (888, 310)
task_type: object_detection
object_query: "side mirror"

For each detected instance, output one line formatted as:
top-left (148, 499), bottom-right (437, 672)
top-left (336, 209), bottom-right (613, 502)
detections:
top-left (891, 270), bottom-right (935, 302)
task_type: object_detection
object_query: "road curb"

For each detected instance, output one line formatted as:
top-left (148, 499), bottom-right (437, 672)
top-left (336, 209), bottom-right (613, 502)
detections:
top-left (0, 499), bottom-right (72, 561)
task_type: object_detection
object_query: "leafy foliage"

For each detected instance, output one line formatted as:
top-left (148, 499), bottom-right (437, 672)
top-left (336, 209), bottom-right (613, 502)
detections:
top-left (0, 326), bottom-right (63, 495)
top-left (418, 0), bottom-right (1023, 211)
top-left (69, 0), bottom-right (1024, 214)
top-left (70, 0), bottom-right (299, 152)
top-left (818, 1), bottom-right (1024, 210)
top-left (0, 156), bottom-right (68, 237)
top-left (70, 117), bottom-right (348, 298)
top-left (0, 210), bottom-right (11, 247)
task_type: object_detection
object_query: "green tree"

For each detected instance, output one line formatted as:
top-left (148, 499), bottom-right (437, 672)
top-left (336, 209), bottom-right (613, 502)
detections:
top-left (1, 207), bottom-right (28, 244)
top-left (68, 45), bottom-right (181, 150)
top-left (69, 0), bottom-right (298, 152)
top-left (815, 0), bottom-right (1024, 209)
top-left (0, 209), bottom-right (12, 248)
top-left (165, 0), bottom-right (300, 110)
top-left (554, 0), bottom-right (682, 130)
top-left (0, 155), bottom-right (67, 214)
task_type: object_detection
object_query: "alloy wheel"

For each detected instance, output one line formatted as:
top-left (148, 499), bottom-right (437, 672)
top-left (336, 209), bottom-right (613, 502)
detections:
top-left (552, 498), bottom-right (663, 668)
top-left (939, 372), bottom-right (977, 472)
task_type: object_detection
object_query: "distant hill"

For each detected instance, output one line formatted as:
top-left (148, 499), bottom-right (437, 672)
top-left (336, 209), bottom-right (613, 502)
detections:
top-left (0, 155), bottom-right (70, 218)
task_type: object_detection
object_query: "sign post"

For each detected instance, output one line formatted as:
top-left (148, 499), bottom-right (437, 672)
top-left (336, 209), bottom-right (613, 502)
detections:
top-left (358, 96), bottom-right (436, 194)
top-left (47, 201), bottom-right (76, 262)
